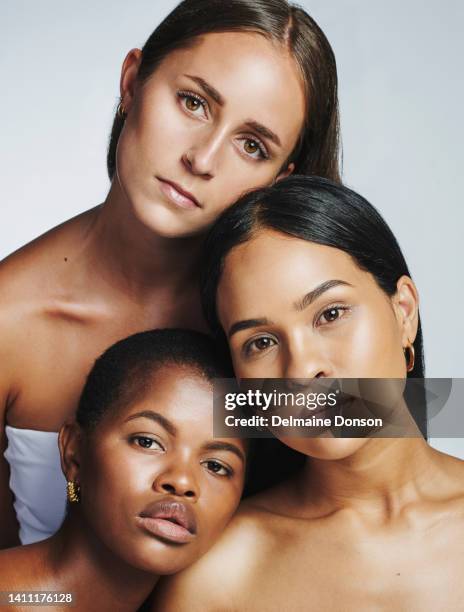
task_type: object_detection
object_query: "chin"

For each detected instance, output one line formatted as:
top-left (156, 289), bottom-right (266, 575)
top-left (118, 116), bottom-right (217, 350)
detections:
top-left (109, 538), bottom-right (197, 576)
top-left (131, 198), bottom-right (208, 239)
top-left (279, 436), bottom-right (369, 461)
top-left (142, 547), bottom-right (199, 576)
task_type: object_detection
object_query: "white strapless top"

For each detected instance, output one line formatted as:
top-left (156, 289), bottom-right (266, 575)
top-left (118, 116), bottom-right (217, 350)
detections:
top-left (4, 425), bottom-right (67, 544)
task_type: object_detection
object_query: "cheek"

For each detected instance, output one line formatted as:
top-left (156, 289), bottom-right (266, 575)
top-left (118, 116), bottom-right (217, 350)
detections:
top-left (79, 446), bottom-right (144, 539)
top-left (342, 304), bottom-right (405, 377)
top-left (211, 159), bottom-right (280, 211)
top-left (232, 351), bottom-right (281, 379)
top-left (121, 90), bottom-right (185, 169)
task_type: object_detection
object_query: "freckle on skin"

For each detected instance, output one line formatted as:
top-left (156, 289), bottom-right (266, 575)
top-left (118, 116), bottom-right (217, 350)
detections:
top-left (64, 257), bottom-right (68, 262)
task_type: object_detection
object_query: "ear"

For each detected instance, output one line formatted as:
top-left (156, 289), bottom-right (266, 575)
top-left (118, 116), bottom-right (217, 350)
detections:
top-left (120, 48), bottom-right (143, 114)
top-left (391, 275), bottom-right (419, 348)
top-left (58, 422), bottom-right (83, 483)
top-left (275, 162), bottom-right (295, 183)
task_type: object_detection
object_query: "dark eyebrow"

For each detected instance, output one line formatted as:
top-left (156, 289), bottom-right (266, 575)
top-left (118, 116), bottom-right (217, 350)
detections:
top-left (203, 441), bottom-right (245, 464)
top-left (184, 75), bottom-right (224, 106)
top-left (228, 280), bottom-right (352, 338)
top-left (228, 318), bottom-right (272, 339)
top-left (293, 280), bottom-right (353, 311)
top-left (244, 120), bottom-right (282, 148)
top-left (125, 410), bottom-right (177, 436)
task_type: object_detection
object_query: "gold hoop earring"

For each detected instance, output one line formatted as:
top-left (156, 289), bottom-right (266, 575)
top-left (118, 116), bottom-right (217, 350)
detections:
top-left (117, 100), bottom-right (127, 120)
top-left (404, 343), bottom-right (415, 373)
top-left (66, 480), bottom-right (81, 504)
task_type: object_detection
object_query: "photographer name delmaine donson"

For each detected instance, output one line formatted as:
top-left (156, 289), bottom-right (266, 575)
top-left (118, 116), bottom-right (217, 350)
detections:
top-left (221, 390), bottom-right (383, 429)
top-left (224, 414), bottom-right (383, 428)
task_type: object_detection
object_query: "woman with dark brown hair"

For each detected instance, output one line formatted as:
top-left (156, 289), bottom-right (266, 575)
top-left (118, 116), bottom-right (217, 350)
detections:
top-left (153, 177), bottom-right (464, 611)
top-left (0, 0), bottom-right (340, 548)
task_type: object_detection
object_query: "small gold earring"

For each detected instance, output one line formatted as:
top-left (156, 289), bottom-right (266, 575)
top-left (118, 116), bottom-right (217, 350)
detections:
top-left (404, 343), bottom-right (415, 373)
top-left (66, 480), bottom-right (81, 504)
top-left (117, 100), bottom-right (127, 120)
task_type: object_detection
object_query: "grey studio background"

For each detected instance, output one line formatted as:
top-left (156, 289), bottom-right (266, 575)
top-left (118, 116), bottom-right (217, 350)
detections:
top-left (1, 1), bottom-right (463, 457)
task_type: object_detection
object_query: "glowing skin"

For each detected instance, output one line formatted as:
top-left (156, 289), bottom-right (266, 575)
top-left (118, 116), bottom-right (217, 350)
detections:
top-left (217, 229), bottom-right (420, 458)
top-left (0, 367), bottom-right (246, 611)
top-left (68, 366), bottom-right (246, 575)
top-left (151, 230), bottom-right (464, 612)
top-left (0, 30), bottom-right (305, 549)
top-left (114, 33), bottom-right (305, 238)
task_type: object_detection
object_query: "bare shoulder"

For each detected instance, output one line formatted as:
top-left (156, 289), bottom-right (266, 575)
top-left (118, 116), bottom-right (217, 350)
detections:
top-left (0, 544), bottom-right (39, 589)
top-left (0, 207), bottom-right (98, 308)
top-left (0, 209), bottom-right (98, 409)
top-left (0, 208), bottom-right (98, 345)
top-left (435, 449), bottom-right (464, 506)
top-left (151, 503), bottom-right (279, 612)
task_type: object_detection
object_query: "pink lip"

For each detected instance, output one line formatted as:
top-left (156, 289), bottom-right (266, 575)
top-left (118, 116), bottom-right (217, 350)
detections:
top-left (135, 516), bottom-right (195, 544)
top-left (136, 499), bottom-right (197, 545)
top-left (157, 178), bottom-right (201, 210)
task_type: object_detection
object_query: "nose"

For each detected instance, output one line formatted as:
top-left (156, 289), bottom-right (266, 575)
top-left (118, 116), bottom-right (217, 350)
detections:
top-left (182, 130), bottom-right (223, 179)
top-left (153, 462), bottom-right (199, 501)
top-left (283, 338), bottom-right (332, 380)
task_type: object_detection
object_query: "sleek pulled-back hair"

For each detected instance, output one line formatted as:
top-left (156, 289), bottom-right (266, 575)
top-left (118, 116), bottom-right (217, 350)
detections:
top-left (107, 0), bottom-right (340, 182)
top-left (76, 328), bottom-right (232, 431)
top-left (201, 175), bottom-right (425, 379)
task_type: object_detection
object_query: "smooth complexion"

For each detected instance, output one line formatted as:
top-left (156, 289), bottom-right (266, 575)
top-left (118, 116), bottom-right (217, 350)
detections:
top-left (153, 230), bottom-right (464, 612)
top-left (115, 33), bottom-right (304, 238)
top-left (0, 32), bottom-right (305, 548)
top-left (0, 366), bottom-right (246, 611)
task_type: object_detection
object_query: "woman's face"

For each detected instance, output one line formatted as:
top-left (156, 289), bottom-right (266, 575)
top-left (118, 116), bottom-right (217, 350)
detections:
top-left (62, 366), bottom-right (246, 575)
top-left (116, 32), bottom-right (305, 237)
top-left (216, 229), bottom-right (419, 459)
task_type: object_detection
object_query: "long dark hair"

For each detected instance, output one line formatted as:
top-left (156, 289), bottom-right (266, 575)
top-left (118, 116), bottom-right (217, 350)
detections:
top-left (201, 176), bottom-right (427, 490)
top-left (201, 175), bottom-right (424, 379)
top-left (107, 0), bottom-right (340, 182)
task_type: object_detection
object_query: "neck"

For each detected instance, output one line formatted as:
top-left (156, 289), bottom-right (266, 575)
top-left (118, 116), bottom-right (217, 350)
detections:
top-left (43, 513), bottom-right (158, 611)
top-left (297, 438), bottom-right (441, 521)
top-left (82, 180), bottom-right (204, 297)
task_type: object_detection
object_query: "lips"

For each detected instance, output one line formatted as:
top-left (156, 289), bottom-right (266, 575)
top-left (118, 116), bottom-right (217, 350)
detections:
top-left (136, 499), bottom-right (197, 545)
top-left (157, 178), bottom-right (201, 210)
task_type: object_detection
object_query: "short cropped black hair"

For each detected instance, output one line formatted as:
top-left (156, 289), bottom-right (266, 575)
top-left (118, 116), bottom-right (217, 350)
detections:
top-left (76, 328), bottom-right (232, 430)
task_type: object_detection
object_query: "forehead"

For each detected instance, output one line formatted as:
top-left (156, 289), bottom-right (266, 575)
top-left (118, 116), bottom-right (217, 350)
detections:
top-left (218, 230), bottom-right (379, 322)
top-left (131, 365), bottom-right (214, 426)
top-left (154, 31), bottom-right (306, 145)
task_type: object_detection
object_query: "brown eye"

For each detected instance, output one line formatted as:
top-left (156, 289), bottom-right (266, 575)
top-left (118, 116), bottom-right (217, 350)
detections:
top-left (254, 337), bottom-right (273, 350)
top-left (323, 308), bottom-right (340, 322)
top-left (244, 335), bottom-right (277, 357)
top-left (132, 436), bottom-right (164, 451)
top-left (244, 140), bottom-right (259, 154)
top-left (186, 97), bottom-right (201, 111)
top-left (202, 460), bottom-right (231, 477)
top-left (316, 306), bottom-right (350, 327)
top-left (178, 91), bottom-right (208, 118)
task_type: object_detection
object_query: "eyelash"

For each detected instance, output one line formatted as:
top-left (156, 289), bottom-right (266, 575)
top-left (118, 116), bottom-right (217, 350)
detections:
top-left (177, 90), bottom-right (269, 161)
top-left (130, 436), bottom-right (233, 478)
top-left (131, 435), bottom-right (165, 451)
top-left (201, 459), bottom-right (233, 478)
top-left (177, 90), bottom-right (209, 117)
top-left (315, 304), bottom-right (351, 327)
top-left (243, 334), bottom-right (278, 358)
top-left (237, 135), bottom-right (269, 161)
top-left (242, 305), bottom-right (351, 357)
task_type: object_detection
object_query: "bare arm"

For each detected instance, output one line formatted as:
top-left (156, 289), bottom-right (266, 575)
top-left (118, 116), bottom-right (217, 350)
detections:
top-left (0, 361), bottom-right (20, 549)
top-left (0, 269), bottom-right (23, 549)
